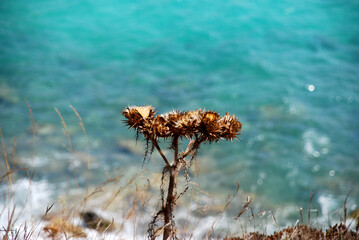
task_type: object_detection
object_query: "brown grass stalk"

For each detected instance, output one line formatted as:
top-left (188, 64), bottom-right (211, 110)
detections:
top-left (69, 105), bottom-right (90, 170)
top-left (3, 204), bottom-right (16, 240)
top-left (55, 107), bottom-right (79, 220)
top-left (0, 168), bottom-right (27, 184)
top-left (0, 126), bottom-right (11, 188)
top-left (102, 175), bottom-right (137, 211)
top-left (308, 190), bottom-right (315, 225)
top-left (205, 182), bottom-right (240, 239)
top-left (25, 99), bottom-right (37, 160)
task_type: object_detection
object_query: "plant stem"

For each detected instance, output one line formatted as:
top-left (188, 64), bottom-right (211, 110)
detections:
top-left (163, 137), bottom-right (182, 240)
top-left (162, 137), bottom-right (205, 239)
top-left (163, 167), bottom-right (177, 240)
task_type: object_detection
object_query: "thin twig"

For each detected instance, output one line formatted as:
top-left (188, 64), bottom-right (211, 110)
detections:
top-left (235, 196), bottom-right (252, 220)
top-left (270, 211), bottom-right (279, 230)
top-left (344, 189), bottom-right (352, 224)
top-left (308, 190), bottom-right (315, 225)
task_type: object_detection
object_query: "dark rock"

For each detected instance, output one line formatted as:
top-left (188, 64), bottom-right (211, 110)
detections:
top-left (81, 211), bottom-right (115, 232)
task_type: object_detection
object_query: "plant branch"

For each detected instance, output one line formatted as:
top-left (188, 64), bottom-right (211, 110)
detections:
top-left (151, 138), bottom-right (171, 168)
top-left (181, 136), bottom-right (205, 160)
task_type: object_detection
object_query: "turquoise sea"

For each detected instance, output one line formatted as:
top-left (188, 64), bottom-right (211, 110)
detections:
top-left (1, 0), bottom-right (359, 236)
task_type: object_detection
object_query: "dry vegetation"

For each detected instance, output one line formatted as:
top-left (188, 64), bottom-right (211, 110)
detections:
top-left (1, 103), bottom-right (358, 240)
top-left (227, 223), bottom-right (358, 240)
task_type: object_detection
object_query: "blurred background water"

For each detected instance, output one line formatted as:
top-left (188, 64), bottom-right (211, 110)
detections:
top-left (1, 0), bottom-right (359, 232)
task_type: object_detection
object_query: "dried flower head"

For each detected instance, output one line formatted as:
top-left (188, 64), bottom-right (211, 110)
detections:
top-left (218, 113), bottom-right (242, 140)
top-left (200, 111), bottom-right (221, 142)
top-left (182, 109), bottom-right (205, 135)
top-left (152, 115), bottom-right (171, 138)
top-left (122, 106), bottom-right (242, 142)
top-left (122, 105), bottom-right (155, 130)
top-left (163, 111), bottom-right (187, 137)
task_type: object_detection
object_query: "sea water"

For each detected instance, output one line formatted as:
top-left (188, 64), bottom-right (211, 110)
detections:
top-left (1, 0), bottom-right (359, 236)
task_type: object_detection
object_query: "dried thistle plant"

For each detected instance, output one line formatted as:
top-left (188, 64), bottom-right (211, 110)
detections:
top-left (122, 106), bottom-right (242, 240)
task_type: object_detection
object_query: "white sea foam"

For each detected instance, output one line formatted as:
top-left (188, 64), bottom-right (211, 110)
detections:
top-left (0, 178), bottom-right (54, 228)
top-left (318, 194), bottom-right (338, 223)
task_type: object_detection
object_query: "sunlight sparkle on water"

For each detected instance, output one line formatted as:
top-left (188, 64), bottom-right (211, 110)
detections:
top-left (306, 84), bottom-right (315, 92)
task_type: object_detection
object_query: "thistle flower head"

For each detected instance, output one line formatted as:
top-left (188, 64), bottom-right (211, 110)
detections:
top-left (176, 110), bottom-right (203, 136)
top-left (200, 111), bottom-right (221, 142)
top-left (152, 115), bottom-right (171, 138)
top-left (122, 105), bottom-right (155, 130)
top-left (218, 113), bottom-right (242, 140)
top-left (164, 111), bottom-right (187, 137)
